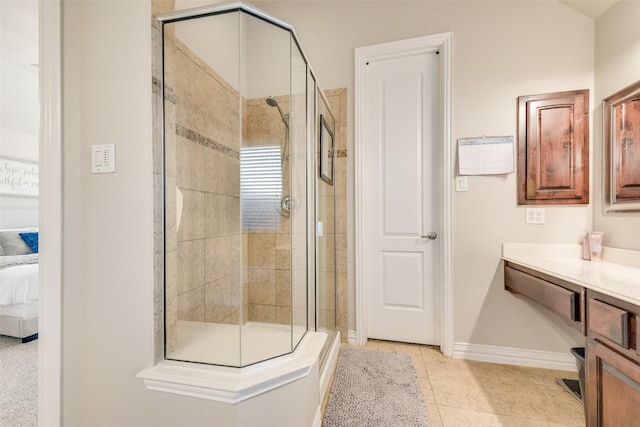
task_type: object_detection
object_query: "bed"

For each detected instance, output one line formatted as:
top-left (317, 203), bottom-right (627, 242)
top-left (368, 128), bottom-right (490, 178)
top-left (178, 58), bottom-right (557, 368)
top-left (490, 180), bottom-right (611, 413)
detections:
top-left (0, 229), bottom-right (39, 342)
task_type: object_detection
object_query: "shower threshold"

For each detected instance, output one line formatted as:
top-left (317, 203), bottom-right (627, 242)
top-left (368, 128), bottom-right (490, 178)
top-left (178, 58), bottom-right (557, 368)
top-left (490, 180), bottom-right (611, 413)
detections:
top-left (138, 330), bottom-right (334, 408)
top-left (167, 320), bottom-right (307, 367)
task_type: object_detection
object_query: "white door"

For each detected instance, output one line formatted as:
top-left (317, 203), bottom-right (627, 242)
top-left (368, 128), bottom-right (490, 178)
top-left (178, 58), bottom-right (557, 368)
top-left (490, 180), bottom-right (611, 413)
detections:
top-left (363, 51), bottom-right (440, 345)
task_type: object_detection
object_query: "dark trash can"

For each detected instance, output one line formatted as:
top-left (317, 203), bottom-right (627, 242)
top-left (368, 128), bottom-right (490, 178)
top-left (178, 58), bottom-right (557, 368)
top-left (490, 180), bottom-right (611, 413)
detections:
top-left (571, 347), bottom-right (586, 402)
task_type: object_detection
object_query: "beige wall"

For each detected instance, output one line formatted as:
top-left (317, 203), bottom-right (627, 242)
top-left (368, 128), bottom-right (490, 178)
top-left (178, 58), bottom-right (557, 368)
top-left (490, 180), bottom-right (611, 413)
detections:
top-left (258, 0), bottom-right (595, 352)
top-left (593, 1), bottom-right (640, 251)
top-left (62, 1), bottom-right (154, 425)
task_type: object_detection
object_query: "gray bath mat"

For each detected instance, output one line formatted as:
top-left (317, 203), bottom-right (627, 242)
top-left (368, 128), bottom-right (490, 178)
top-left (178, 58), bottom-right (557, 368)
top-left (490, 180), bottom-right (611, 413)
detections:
top-left (323, 346), bottom-right (429, 426)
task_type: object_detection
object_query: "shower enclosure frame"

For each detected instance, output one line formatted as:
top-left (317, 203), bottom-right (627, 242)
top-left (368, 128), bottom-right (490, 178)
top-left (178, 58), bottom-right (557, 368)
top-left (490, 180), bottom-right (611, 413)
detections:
top-left (154, 1), bottom-right (338, 369)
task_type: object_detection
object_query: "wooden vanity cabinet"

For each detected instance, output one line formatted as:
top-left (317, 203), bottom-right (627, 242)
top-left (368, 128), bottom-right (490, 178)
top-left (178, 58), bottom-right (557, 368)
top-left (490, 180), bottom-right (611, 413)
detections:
top-left (504, 261), bottom-right (585, 333)
top-left (504, 262), bottom-right (640, 426)
top-left (586, 290), bottom-right (640, 427)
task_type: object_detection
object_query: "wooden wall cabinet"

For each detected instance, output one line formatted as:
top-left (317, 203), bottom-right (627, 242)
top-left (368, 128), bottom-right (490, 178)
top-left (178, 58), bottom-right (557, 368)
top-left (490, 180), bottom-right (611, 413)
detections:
top-left (517, 90), bottom-right (589, 205)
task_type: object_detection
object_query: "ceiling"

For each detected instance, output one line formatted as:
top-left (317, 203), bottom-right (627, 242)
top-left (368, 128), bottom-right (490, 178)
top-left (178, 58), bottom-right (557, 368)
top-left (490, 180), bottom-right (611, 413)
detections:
top-left (559, 0), bottom-right (618, 19)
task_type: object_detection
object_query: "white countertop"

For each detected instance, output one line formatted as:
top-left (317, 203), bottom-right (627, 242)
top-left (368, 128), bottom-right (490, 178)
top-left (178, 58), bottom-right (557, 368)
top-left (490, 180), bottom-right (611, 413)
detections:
top-left (502, 243), bottom-right (640, 307)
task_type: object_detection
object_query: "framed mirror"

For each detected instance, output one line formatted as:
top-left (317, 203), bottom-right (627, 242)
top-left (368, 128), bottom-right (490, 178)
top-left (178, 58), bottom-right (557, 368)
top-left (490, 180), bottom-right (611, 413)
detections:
top-left (604, 80), bottom-right (640, 212)
top-left (319, 114), bottom-right (334, 185)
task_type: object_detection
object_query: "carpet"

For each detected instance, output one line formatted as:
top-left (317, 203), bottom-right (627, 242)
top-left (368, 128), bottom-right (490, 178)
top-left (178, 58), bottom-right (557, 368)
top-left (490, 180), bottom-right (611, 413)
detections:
top-left (323, 346), bottom-right (429, 426)
top-left (0, 336), bottom-right (38, 427)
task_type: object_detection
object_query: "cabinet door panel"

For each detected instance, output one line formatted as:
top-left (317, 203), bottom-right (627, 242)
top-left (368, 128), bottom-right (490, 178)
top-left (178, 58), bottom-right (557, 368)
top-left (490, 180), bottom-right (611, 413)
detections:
top-left (518, 89), bottom-right (589, 204)
top-left (528, 98), bottom-right (576, 195)
top-left (587, 339), bottom-right (640, 426)
top-left (614, 98), bottom-right (640, 200)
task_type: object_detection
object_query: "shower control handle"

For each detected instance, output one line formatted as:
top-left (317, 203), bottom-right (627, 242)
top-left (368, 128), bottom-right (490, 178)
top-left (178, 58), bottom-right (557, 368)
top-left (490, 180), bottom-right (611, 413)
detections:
top-left (421, 232), bottom-right (437, 240)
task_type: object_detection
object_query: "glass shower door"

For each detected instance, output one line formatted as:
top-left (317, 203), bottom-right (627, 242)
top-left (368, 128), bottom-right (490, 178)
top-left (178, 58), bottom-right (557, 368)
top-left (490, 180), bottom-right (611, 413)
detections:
top-left (162, 8), bottom-right (308, 368)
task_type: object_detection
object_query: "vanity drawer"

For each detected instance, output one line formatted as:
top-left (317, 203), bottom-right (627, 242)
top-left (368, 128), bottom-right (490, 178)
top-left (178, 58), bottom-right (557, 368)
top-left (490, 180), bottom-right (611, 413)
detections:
top-left (505, 265), bottom-right (580, 325)
top-left (588, 298), bottom-right (631, 349)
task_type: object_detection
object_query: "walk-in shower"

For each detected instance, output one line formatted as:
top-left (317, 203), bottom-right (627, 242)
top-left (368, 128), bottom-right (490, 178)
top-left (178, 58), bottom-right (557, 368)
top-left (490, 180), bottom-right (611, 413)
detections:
top-left (159, 4), bottom-right (337, 368)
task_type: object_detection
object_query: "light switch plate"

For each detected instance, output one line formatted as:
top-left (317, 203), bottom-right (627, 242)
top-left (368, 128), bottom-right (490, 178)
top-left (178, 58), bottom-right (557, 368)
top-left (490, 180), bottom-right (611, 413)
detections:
top-left (455, 176), bottom-right (468, 192)
top-left (525, 207), bottom-right (545, 224)
top-left (92, 144), bottom-right (115, 173)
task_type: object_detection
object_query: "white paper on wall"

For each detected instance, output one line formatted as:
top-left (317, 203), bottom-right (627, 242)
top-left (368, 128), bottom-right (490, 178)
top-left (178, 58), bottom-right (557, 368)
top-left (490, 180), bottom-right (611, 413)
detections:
top-left (457, 136), bottom-right (514, 175)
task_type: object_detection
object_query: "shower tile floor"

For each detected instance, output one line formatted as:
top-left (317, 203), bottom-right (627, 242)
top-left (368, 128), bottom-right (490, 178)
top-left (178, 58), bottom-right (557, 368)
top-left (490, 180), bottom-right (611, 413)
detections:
top-left (326, 340), bottom-right (585, 427)
top-left (167, 321), bottom-right (307, 367)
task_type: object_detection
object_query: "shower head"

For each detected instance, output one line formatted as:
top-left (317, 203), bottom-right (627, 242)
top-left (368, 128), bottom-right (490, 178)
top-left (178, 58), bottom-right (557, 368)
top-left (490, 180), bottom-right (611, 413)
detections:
top-left (266, 96), bottom-right (289, 125)
top-left (266, 96), bottom-right (290, 169)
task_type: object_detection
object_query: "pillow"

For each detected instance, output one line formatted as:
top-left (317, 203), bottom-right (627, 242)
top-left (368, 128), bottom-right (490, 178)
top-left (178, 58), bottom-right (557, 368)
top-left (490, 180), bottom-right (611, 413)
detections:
top-left (0, 231), bottom-right (33, 255)
top-left (19, 232), bottom-right (39, 254)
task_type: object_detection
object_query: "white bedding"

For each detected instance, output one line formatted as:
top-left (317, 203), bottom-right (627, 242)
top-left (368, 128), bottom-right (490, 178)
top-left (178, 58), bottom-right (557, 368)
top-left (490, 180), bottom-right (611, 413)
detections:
top-left (0, 301), bottom-right (38, 317)
top-left (0, 262), bottom-right (38, 305)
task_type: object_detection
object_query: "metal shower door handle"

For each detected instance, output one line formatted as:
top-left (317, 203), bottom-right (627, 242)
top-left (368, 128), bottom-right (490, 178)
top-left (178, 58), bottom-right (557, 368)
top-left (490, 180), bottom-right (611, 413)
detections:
top-left (421, 232), bottom-right (437, 240)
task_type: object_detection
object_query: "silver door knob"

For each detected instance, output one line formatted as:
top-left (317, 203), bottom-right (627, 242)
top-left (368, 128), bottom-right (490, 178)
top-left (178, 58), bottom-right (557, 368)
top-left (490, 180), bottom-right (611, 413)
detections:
top-left (421, 232), bottom-right (437, 240)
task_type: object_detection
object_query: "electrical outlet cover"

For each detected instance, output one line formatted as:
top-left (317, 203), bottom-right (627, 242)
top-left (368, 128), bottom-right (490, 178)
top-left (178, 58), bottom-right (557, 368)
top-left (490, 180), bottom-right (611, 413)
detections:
top-left (525, 208), bottom-right (545, 224)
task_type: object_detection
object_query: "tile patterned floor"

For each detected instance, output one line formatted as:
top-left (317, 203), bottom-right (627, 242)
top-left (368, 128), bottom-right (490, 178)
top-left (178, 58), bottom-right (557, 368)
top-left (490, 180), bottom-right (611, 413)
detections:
top-left (339, 340), bottom-right (586, 427)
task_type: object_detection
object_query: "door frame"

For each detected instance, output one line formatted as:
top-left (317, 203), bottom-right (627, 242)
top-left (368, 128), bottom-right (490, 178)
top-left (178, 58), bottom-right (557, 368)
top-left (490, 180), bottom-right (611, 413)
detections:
top-left (39, 0), bottom-right (62, 425)
top-left (354, 32), bottom-right (453, 356)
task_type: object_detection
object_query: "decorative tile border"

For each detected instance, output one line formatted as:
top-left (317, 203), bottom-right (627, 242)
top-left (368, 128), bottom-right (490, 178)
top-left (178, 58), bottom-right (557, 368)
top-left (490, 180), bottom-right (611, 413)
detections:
top-left (176, 124), bottom-right (239, 160)
top-left (152, 76), bottom-right (177, 104)
top-left (153, 77), bottom-right (236, 161)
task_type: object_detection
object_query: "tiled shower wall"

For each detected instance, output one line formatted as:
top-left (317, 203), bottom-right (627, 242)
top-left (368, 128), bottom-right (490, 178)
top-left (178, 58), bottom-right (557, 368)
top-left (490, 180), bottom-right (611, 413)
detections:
top-left (162, 32), bottom-right (246, 354)
top-left (244, 97), bottom-right (294, 325)
top-left (159, 32), bottom-right (299, 347)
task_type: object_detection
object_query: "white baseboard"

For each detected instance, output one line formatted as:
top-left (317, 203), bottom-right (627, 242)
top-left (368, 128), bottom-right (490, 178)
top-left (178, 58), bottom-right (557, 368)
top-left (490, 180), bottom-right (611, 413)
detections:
top-left (312, 406), bottom-right (322, 427)
top-left (347, 330), bottom-right (357, 345)
top-left (453, 342), bottom-right (578, 372)
top-left (344, 333), bottom-right (575, 372)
